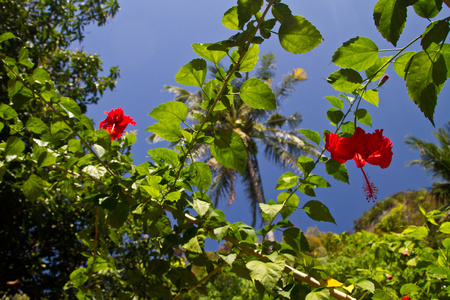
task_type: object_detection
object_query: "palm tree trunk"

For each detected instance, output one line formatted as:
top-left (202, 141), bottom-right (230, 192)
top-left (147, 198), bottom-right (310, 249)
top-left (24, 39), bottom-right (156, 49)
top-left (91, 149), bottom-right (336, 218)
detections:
top-left (246, 154), bottom-right (276, 243)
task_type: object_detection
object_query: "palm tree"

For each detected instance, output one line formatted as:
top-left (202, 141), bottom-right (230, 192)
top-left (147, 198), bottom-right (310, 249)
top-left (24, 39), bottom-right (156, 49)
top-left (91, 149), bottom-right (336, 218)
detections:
top-left (405, 122), bottom-right (450, 203)
top-left (150, 53), bottom-right (319, 241)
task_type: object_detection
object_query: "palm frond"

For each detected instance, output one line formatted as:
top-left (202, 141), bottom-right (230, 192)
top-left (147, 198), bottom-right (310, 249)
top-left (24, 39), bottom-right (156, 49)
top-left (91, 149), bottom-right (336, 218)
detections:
top-left (254, 52), bottom-right (277, 82)
top-left (273, 68), bottom-right (307, 106)
top-left (207, 157), bottom-right (238, 206)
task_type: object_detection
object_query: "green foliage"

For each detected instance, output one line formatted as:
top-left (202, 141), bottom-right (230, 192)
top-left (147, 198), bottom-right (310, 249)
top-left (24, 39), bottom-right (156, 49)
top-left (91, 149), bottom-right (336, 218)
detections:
top-left (1, 0), bottom-right (449, 299)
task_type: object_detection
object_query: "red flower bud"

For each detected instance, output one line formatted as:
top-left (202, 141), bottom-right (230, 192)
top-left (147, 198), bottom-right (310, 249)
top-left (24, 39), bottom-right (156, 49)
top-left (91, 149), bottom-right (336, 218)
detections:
top-left (401, 296), bottom-right (411, 300)
top-left (404, 249), bottom-right (409, 256)
top-left (386, 274), bottom-right (392, 280)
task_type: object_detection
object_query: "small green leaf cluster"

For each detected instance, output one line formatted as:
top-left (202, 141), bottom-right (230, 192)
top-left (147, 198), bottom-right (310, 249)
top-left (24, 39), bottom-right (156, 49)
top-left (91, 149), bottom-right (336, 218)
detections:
top-left (327, 0), bottom-right (450, 125)
top-left (324, 208), bottom-right (450, 299)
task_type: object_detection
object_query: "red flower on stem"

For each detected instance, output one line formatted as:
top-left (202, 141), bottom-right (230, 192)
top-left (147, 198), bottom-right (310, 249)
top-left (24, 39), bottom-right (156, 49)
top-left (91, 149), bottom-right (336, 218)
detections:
top-left (325, 127), bottom-right (393, 202)
top-left (401, 296), bottom-right (411, 300)
top-left (99, 108), bottom-right (136, 140)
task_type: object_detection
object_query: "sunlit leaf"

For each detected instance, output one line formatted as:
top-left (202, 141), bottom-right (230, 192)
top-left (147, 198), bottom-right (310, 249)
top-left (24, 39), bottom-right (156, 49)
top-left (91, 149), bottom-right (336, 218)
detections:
top-left (246, 259), bottom-right (285, 291)
top-left (297, 128), bottom-right (321, 145)
top-left (393, 52), bottom-right (415, 79)
top-left (332, 36), bottom-right (378, 71)
top-left (413, 0), bottom-right (442, 19)
top-left (325, 159), bottom-right (349, 183)
top-left (365, 56), bottom-right (391, 81)
top-left (240, 78), bottom-right (276, 110)
top-left (222, 6), bottom-right (241, 30)
top-left (405, 51), bottom-right (447, 125)
top-left (189, 161), bottom-right (212, 192)
top-left (361, 89), bottom-right (379, 107)
top-left (373, 0), bottom-right (408, 46)
top-left (210, 130), bottom-right (247, 175)
top-left (149, 101), bottom-right (188, 124)
top-left (23, 174), bottom-right (43, 201)
top-left (231, 44), bottom-right (259, 72)
top-left (175, 59), bottom-right (207, 87)
top-left (297, 156), bottom-right (315, 175)
top-left (275, 172), bottom-right (299, 189)
top-left (277, 192), bottom-right (299, 219)
top-left (327, 69), bottom-right (363, 93)
top-left (146, 122), bottom-right (182, 142)
top-left (355, 108), bottom-right (372, 126)
top-left (278, 15), bottom-right (323, 54)
top-left (192, 43), bottom-right (227, 65)
top-left (259, 201), bottom-right (283, 221)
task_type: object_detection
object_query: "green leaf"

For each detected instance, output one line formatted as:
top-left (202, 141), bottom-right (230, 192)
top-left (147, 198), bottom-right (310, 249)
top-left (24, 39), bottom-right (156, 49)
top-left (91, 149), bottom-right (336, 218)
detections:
top-left (0, 32), bottom-right (16, 43)
top-left (189, 161), bottom-right (212, 192)
top-left (361, 89), bottom-right (379, 107)
top-left (332, 36), bottom-right (379, 71)
top-left (213, 225), bottom-right (230, 241)
top-left (218, 253), bottom-right (237, 266)
top-left (175, 59), bottom-right (207, 87)
top-left (422, 20), bottom-right (449, 50)
top-left (192, 43), bottom-right (227, 65)
top-left (23, 174), bottom-right (44, 201)
top-left (193, 199), bottom-right (211, 217)
top-left (18, 47), bottom-right (34, 68)
top-left (405, 51), bottom-right (447, 125)
top-left (283, 227), bottom-right (309, 252)
top-left (166, 191), bottom-right (181, 202)
top-left (5, 136), bottom-right (25, 156)
top-left (355, 108), bottom-right (372, 126)
top-left (37, 151), bottom-right (56, 168)
top-left (82, 165), bottom-right (107, 180)
top-left (356, 280), bottom-right (375, 293)
top-left (222, 6), bottom-right (241, 30)
top-left (60, 97), bottom-right (82, 118)
top-left (240, 78), bottom-right (276, 110)
top-left (51, 121), bottom-right (72, 141)
top-left (365, 56), bottom-right (392, 81)
top-left (297, 156), bottom-right (315, 175)
top-left (149, 101), bottom-right (187, 124)
top-left (327, 69), bottom-right (363, 92)
top-left (237, 0), bottom-right (262, 28)
top-left (148, 148), bottom-right (179, 166)
top-left (278, 15), bottom-right (323, 54)
top-left (302, 200), bottom-right (336, 224)
top-left (307, 175), bottom-right (330, 188)
top-left (25, 117), bottom-right (48, 134)
top-left (440, 222), bottom-right (450, 233)
top-left (413, 0), bottom-right (442, 19)
top-left (0, 103), bottom-right (18, 120)
top-left (297, 128), bottom-right (321, 146)
top-left (260, 201), bottom-right (283, 221)
top-left (394, 52), bottom-right (415, 79)
top-left (277, 192), bottom-right (299, 219)
top-left (69, 268), bottom-right (89, 288)
top-left (373, 0), bottom-right (408, 46)
top-left (233, 223), bottom-right (257, 243)
top-left (401, 225), bottom-right (429, 239)
top-left (275, 172), bottom-right (299, 190)
top-left (210, 130), bottom-right (247, 175)
top-left (146, 122), bottom-right (182, 142)
top-left (324, 96), bottom-right (344, 110)
top-left (305, 290), bottom-right (330, 300)
top-left (299, 184), bottom-right (316, 197)
top-left (271, 3), bottom-right (292, 23)
top-left (400, 283), bottom-right (421, 295)
top-left (231, 44), bottom-right (259, 72)
top-left (246, 259), bottom-right (285, 291)
top-left (326, 108), bottom-right (344, 126)
top-left (325, 159), bottom-right (349, 183)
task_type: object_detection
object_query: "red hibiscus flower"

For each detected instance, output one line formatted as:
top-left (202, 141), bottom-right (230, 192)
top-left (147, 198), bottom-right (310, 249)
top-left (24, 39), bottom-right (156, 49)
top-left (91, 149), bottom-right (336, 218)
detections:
top-left (401, 296), bottom-right (411, 300)
top-left (325, 127), bottom-right (393, 202)
top-left (99, 108), bottom-right (136, 140)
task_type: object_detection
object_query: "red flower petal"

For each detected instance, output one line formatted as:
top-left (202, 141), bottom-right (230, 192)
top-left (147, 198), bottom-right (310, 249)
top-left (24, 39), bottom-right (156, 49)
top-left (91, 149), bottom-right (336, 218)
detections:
top-left (99, 108), bottom-right (136, 140)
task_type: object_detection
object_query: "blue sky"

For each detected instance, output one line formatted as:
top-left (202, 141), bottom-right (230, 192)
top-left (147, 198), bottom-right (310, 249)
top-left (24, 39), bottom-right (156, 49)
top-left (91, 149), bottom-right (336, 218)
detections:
top-left (76, 1), bottom-right (450, 239)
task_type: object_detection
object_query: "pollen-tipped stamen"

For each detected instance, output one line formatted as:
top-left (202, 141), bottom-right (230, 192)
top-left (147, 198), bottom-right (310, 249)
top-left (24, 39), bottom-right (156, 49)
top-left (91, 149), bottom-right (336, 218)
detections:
top-left (360, 168), bottom-right (378, 202)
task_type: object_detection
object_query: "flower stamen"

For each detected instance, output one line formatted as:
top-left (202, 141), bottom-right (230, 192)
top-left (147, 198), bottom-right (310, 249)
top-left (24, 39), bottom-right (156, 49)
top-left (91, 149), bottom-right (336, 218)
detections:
top-left (361, 168), bottom-right (378, 202)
